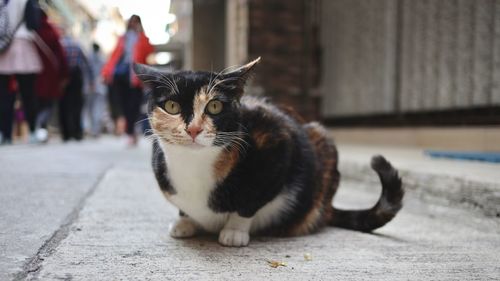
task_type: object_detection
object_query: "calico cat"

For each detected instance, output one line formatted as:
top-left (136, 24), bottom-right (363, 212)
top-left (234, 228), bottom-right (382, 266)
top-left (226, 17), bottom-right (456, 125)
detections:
top-left (133, 58), bottom-right (404, 247)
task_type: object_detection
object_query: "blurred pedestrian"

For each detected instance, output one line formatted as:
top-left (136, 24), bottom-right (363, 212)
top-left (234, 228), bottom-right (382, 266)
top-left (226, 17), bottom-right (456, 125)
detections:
top-left (84, 42), bottom-right (107, 137)
top-left (106, 72), bottom-right (125, 135)
top-left (59, 30), bottom-right (93, 142)
top-left (102, 15), bottom-right (154, 146)
top-left (0, 0), bottom-right (42, 144)
top-left (0, 76), bottom-right (15, 144)
top-left (33, 11), bottom-right (68, 143)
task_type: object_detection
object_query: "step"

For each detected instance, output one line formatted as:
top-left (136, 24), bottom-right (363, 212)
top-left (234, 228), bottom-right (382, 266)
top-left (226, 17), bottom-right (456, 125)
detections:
top-left (335, 143), bottom-right (500, 218)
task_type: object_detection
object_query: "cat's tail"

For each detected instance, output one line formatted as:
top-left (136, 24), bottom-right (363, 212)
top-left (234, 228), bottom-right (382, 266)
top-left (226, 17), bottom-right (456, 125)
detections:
top-left (328, 155), bottom-right (404, 232)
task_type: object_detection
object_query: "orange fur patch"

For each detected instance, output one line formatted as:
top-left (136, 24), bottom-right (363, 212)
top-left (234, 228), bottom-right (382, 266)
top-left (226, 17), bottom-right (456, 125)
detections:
top-left (278, 104), bottom-right (306, 124)
top-left (288, 123), bottom-right (339, 236)
top-left (213, 146), bottom-right (240, 183)
top-left (289, 208), bottom-right (322, 236)
top-left (251, 129), bottom-right (290, 149)
top-left (150, 107), bottom-right (186, 143)
top-left (192, 88), bottom-right (217, 134)
top-left (252, 130), bottom-right (271, 148)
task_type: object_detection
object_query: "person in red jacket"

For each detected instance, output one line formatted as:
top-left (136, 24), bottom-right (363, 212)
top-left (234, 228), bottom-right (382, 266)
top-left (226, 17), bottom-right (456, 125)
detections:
top-left (102, 15), bottom-right (154, 146)
top-left (34, 11), bottom-right (69, 142)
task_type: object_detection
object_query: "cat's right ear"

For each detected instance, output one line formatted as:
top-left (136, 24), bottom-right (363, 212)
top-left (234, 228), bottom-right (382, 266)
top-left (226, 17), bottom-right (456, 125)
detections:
top-left (133, 63), bottom-right (161, 85)
top-left (218, 57), bottom-right (261, 96)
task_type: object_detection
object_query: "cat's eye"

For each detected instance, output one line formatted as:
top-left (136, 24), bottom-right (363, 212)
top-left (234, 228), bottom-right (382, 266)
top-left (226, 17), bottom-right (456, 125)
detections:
top-left (206, 100), bottom-right (223, 114)
top-left (164, 100), bottom-right (181, 115)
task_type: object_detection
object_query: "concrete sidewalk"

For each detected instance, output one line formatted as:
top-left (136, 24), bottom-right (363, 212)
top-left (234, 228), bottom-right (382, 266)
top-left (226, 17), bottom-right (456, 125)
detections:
top-left (1, 138), bottom-right (499, 280)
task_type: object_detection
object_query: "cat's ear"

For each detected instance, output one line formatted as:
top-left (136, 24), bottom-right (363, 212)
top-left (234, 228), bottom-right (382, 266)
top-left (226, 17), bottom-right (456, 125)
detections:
top-left (219, 57), bottom-right (261, 95)
top-left (223, 57), bottom-right (261, 79)
top-left (133, 63), bottom-right (162, 85)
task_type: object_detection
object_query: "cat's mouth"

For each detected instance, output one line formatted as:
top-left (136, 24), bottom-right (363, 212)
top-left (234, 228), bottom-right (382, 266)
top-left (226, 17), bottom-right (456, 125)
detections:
top-left (186, 142), bottom-right (205, 149)
top-left (179, 136), bottom-right (214, 149)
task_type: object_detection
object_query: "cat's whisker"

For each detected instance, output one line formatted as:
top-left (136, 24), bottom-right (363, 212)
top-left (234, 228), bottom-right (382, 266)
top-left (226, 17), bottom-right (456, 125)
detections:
top-left (156, 77), bottom-right (175, 93)
top-left (135, 117), bottom-right (151, 125)
top-left (159, 78), bottom-right (175, 93)
top-left (158, 73), bottom-right (179, 95)
top-left (147, 72), bottom-right (175, 92)
top-left (142, 79), bottom-right (158, 84)
top-left (229, 140), bottom-right (247, 156)
top-left (208, 76), bottom-right (243, 96)
top-left (207, 64), bottom-right (238, 93)
top-left (215, 133), bottom-right (249, 156)
top-left (207, 64), bottom-right (243, 94)
top-left (156, 85), bottom-right (176, 92)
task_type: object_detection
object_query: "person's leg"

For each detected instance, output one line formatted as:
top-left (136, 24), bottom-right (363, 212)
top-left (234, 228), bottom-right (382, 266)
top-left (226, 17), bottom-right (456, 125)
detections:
top-left (90, 93), bottom-right (105, 136)
top-left (0, 75), bottom-right (15, 143)
top-left (59, 70), bottom-right (77, 141)
top-left (33, 97), bottom-right (52, 143)
top-left (114, 79), bottom-right (128, 135)
top-left (58, 92), bottom-right (70, 141)
top-left (64, 69), bottom-right (84, 140)
top-left (127, 87), bottom-right (143, 136)
top-left (81, 92), bottom-right (91, 135)
top-left (36, 98), bottom-right (52, 129)
top-left (15, 74), bottom-right (37, 133)
top-left (121, 84), bottom-right (132, 136)
top-left (123, 87), bottom-right (143, 146)
top-left (73, 83), bottom-right (84, 141)
top-left (107, 84), bottom-right (118, 122)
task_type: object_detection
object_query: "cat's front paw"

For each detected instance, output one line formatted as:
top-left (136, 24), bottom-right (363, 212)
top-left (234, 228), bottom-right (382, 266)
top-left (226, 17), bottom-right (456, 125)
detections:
top-left (218, 229), bottom-right (250, 247)
top-left (169, 218), bottom-right (198, 238)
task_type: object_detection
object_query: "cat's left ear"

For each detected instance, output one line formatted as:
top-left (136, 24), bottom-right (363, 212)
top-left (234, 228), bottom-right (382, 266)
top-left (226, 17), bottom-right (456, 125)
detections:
top-left (220, 57), bottom-right (261, 95)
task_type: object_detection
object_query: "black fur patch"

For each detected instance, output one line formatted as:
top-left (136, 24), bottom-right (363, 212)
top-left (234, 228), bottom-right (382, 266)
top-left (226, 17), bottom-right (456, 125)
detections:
top-left (152, 139), bottom-right (176, 195)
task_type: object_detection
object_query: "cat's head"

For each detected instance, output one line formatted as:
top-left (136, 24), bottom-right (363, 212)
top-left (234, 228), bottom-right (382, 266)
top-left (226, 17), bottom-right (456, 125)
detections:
top-left (133, 58), bottom-right (260, 148)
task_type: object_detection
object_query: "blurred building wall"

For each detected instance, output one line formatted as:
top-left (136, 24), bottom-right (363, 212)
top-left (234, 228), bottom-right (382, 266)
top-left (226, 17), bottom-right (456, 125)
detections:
top-left (182, 0), bottom-right (500, 125)
top-left (321, 0), bottom-right (397, 117)
top-left (321, 0), bottom-right (500, 119)
top-left (192, 0), bottom-right (226, 71)
top-left (184, 0), bottom-right (320, 120)
top-left (247, 0), bottom-right (321, 120)
top-left (166, 0), bottom-right (193, 69)
top-left (225, 0), bottom-right (248, 67)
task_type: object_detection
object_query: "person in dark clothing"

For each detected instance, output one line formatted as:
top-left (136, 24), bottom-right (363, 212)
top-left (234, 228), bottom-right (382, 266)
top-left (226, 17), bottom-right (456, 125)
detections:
top-left (34, 11), bottom-right (68, 142)
top-left (59, 32), bottom-right (92, 141)
top-left (0, 77), bottom-right (16, 144)
top-left (59, 68), bottom-right (83, 140)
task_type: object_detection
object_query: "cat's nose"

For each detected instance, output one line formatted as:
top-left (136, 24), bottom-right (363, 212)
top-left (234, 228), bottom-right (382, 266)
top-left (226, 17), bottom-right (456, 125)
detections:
top-left (185, 126), bottom-right (203, 140)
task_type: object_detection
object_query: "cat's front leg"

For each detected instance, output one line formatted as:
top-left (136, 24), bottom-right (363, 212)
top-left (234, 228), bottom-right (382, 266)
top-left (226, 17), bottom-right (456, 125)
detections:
top-left (219, 213), bottom-right (253, 247)
top-left (169, 213), bottom-right (199, 238)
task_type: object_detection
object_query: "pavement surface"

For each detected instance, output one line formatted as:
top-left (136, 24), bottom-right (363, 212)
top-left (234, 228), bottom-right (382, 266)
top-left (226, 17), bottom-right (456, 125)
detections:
top-left (1, 137), bottom-right (499, 280)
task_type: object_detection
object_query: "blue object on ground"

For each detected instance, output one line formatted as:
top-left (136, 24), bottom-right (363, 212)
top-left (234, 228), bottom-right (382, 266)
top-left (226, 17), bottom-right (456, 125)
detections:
top-left (425, 150), bottom-right (500, 163)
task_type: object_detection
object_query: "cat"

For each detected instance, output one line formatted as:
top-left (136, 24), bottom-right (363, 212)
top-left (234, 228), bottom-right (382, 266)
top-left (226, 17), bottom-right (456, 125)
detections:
top-left (133, 58), bottom-right (404, 247)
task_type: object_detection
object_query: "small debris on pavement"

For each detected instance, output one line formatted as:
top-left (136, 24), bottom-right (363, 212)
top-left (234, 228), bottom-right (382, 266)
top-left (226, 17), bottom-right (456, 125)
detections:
top-left (267, 260), bottom-right (287, 268)
top-left (304, 253), bottom-right (312, 261)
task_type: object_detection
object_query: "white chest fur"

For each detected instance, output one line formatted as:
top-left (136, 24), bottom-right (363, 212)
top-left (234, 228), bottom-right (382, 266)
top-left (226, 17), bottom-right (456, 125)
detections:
top-left (161, 143), bottom-right (228, 232)
top-left (160, 143), bottom-right (296, 234)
